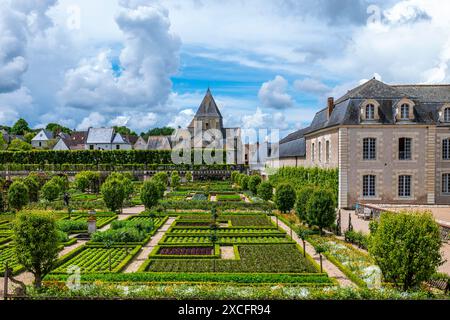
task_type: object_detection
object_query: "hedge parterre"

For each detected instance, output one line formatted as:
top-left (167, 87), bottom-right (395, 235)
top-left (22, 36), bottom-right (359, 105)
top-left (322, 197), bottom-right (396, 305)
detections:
top-left (146, 244), bottom-right (317, 273)
top-left (52, 245), bottom-right (140, 274)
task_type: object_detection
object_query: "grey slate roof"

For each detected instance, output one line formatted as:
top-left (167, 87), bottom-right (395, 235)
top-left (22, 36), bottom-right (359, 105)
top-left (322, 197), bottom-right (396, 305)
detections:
top-left (278, 137), bottom-right (306, 158)
top-left (86, 128), bottom-right (114, 144)
top-left (277, 78), bottom-right (450, 159)
top-left (147, 136), bottom-right (172, 150)
top-left (195, 88), bottom-right (222, 118)
top-left (32, 129), bottom-right (54, 141)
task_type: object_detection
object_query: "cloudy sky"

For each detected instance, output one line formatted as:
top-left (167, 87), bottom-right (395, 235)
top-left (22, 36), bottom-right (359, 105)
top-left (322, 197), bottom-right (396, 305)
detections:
top-left (0, 0), bottom-right (449, 136)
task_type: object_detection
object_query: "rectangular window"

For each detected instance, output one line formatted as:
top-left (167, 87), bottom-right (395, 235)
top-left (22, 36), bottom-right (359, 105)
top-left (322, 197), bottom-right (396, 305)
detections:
top-left (89, 145), bottom-right (94, 150)
top-left (326, 140), bottom-right (330, 162)
top-left (399, 138), bottom-right (412, 160)
top-left (400, 104), bottom-right (410, 119)
top-left (398, 175), bottom-right (411, 197)
top-left (312, 143), bottom-right (315, 161)
top-left (116, 145), bottom-right (120, 150)
top-left (365, 104), bottom-right (375, 120)
top-left (363, 175), bottom-right (376, 197)
top-left (318, 141), bottom-right (322, 162)
top-left (442, 174), bottom-right (450, 194)
top-left (443, 139), bottom-right (450, 160)
top-left (363, 138), bottom-right (376, 160)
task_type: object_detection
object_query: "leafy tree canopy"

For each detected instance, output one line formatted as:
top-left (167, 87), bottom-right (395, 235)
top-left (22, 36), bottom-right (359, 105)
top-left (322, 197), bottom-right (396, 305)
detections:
top-left (369, 211), bottom-right (442, 290)
top-left (11, 118), bottom-right (30, 135)
top-left (114, 126), bottom-right (137, 137)
top-left (142, 127), bottom-right (175, 139)
top-left (13, 212), bottom-right (59, 288)
top-left (46, 123), bottom-right (72, 135)
top-left (8, 138), bottom-right (32, 151)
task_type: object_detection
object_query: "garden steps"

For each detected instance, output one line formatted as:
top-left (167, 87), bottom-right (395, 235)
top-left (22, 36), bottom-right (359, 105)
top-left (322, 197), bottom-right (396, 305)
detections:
top-left (270, 216), bottom-right (356, 288)
top-left (123, 217), bottom-right (176, 273)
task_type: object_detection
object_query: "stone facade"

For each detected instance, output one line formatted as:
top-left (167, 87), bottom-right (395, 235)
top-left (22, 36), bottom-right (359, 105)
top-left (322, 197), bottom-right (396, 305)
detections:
top-left (269, 79), bottom-right (450, 208)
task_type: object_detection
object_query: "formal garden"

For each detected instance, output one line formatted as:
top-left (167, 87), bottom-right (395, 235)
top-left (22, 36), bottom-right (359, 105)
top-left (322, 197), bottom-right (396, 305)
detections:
top-left (0, 161), bottom-right (449, 299)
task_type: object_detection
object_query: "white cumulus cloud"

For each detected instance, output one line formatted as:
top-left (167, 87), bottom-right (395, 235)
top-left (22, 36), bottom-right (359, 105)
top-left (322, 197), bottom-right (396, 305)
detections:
top-left (258, 75), bottom-right (294, 110)
top-left (59, 2), bottom-right (181, 115)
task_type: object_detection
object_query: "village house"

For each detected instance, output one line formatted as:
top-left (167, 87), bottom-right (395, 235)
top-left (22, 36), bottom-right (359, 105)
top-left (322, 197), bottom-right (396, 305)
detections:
top-left (85, 128), bottom-right (132, 150)
top-left (53, 131), bottom-right (88, 150)
top-left (31, 129), bottom-right (56, 149)
top-left (268, 78), bottom-right (450, 209)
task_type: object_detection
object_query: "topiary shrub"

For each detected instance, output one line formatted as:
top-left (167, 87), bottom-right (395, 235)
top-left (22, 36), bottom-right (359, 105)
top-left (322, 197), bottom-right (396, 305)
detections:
top-left (305, 187), bottom-right (336, 235)
top-left (13, 212), bottom-right (59, 288)
top-left (274, 183), bottom-right (296, 213)
top-left (101, 178), bottom-right (125, 213)
top-left (171, 171), bottom-right (181, 190)
top-left (248, 175), bottom-right (262, 194)
top-left (41, 180), bottom-right (61, 202)
top-left (296, 185), bottom-right (317, 223)
top-left (257, 181), bottom-right (273, 202)
top-left (141, 180), bottom-right (162, 210)
top-left (24, 176), bottom-right (40, 202)
top-left (8, 181), bottom-right (29, 211)
top-left (240, 175), bottom-right (249, 191)
top-left (369, 211), bottom-right (443, 290)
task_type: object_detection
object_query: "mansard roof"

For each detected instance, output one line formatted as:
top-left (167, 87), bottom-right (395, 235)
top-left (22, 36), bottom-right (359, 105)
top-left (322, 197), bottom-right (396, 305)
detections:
top-left (277, 78), bottom-right (450, 159)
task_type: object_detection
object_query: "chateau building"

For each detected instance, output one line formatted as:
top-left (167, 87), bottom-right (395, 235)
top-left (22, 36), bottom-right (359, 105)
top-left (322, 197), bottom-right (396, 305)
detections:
top-left (268, 78), bottom-right (450, 208)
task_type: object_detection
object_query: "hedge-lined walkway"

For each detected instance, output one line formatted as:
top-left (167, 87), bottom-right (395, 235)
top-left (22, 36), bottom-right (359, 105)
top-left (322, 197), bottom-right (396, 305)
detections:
top-left (123, 217), bottom-right (176, 273)
top-left (271, 216), bottom-right (356, 288)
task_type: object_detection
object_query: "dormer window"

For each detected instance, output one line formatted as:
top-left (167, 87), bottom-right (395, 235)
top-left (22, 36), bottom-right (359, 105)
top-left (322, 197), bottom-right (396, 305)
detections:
top-left (396, 99), bottom-right (415, 122)
top-left (445, 108), bottom-right (450, 122)
top-left (360, 100), bottom-right (380, 122)
top-left (400, 104), bottom-right (410, 120)
top-left (365, 104), bottom-right (375, 120)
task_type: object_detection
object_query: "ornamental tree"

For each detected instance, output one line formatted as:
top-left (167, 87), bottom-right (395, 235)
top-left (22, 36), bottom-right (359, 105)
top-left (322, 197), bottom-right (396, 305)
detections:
top-left (185, 171), bottom-right (193, 182)
top-left (257, 181), bottom-right (273, 202)
top-left (369, 211), bottom-right (442, 290)
top-left (152, 172), bottom-right (168, 187)
top-left (101, 178), bottom-right (126, 213)
top-left (106, 172), bottom-right (134, 199)
top-left (240, 175), bottom-right (250, 190)
top-left (24, 176), bottom-right (40, 202)
top-left (13, 212), bottom-right (59, 289)
top-left (41, 180), bottom-right (61, 202)
top-left (8, 181), bottom-right (29, 211)
top-left (248, 175), bottom-right (262, 194)
top-left (296, 185), bottom-right (317, 224)
top-left (171, 171), bottom-right (181, 190)
top-left (305, 188), bottom-right (336, 235)
top-left (141, 180), bottom-right (162, 210)
top-left (274, 183), bottom-right (296, 213)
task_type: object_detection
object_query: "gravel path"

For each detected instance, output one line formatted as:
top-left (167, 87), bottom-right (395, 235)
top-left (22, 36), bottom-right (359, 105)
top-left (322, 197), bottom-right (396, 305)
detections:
top-left (271, 216), bottom-right (356, 288)
top-left (220, 246), bottom-right (235, 260)
top-left (123, 217), bottom-right (176, 273)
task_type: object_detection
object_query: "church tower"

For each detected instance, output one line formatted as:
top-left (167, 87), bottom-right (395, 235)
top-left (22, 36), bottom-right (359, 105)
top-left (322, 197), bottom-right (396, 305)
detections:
top-left (188, 88), bottom-right (224, 136)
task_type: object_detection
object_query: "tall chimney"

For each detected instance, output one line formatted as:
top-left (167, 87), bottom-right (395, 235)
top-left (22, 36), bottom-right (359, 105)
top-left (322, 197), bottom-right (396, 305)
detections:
top-left (327, 97), bottom-right (334, 118)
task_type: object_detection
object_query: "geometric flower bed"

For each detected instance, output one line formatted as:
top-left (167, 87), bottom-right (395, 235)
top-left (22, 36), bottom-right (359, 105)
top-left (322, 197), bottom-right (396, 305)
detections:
top-left (158, 247), bottom-right (214, 255)
top-left (51, 245), bottom-right (141, 274)
top-left (162, 235), bottom-right (292, 244)
top-left (144, 244), bottom-right (318, 273)
top-left (168, 227), bottom-right (279, 235)
top-left (308, 235), bottom-right (380, 288)
top-left (215, 194), bottom-right (242, 202)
